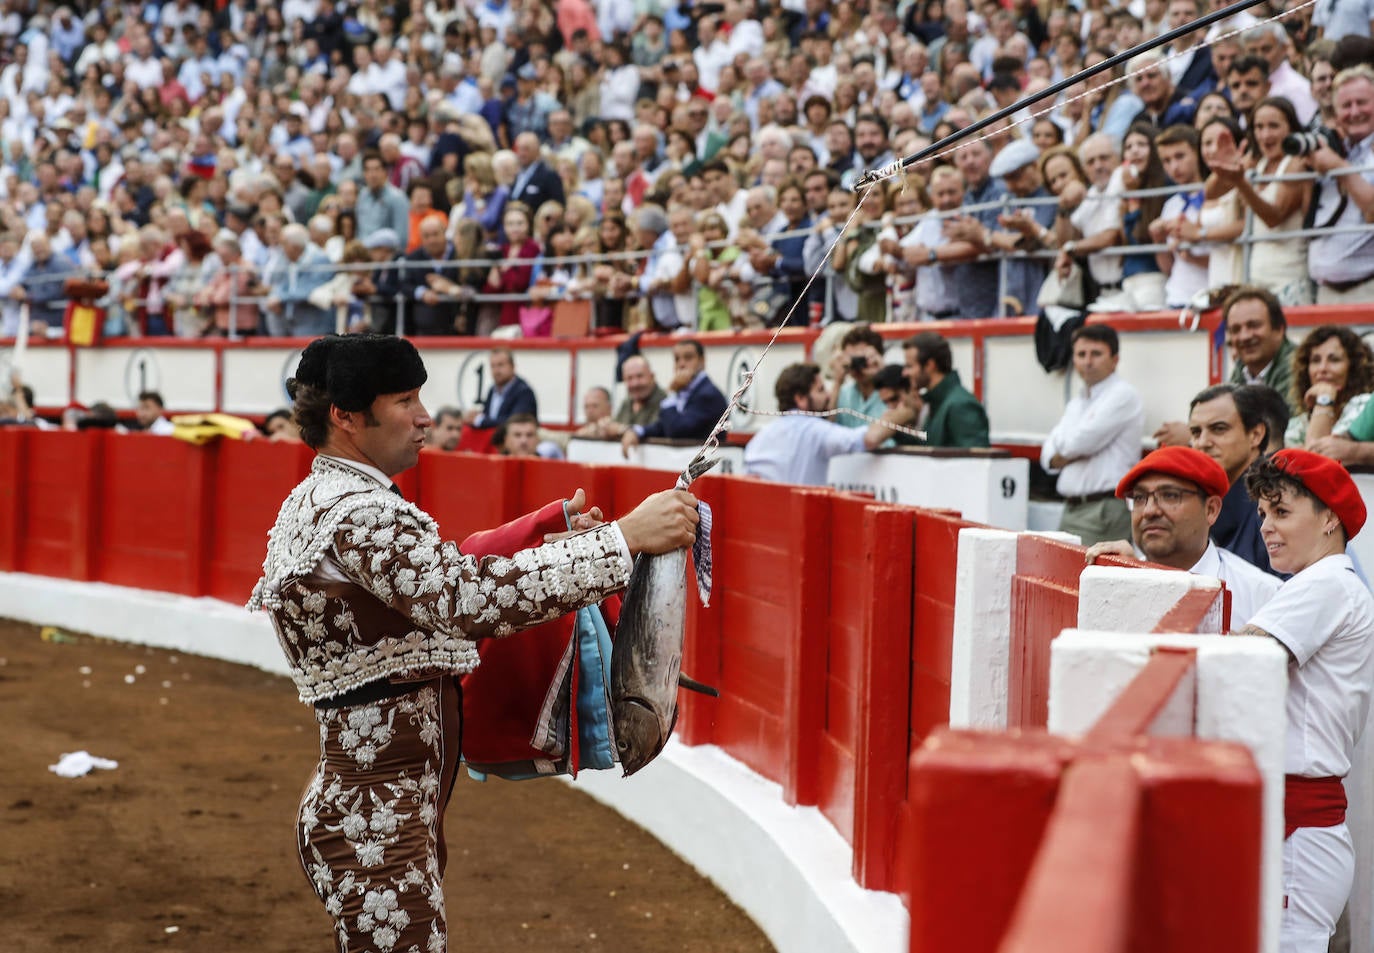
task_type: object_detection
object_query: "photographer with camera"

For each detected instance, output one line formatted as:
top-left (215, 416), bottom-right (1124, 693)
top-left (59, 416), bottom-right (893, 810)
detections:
top-left (1307, 65), bottom-right (1374, 304)
top-left (827, 323), bottom-right (889, 429)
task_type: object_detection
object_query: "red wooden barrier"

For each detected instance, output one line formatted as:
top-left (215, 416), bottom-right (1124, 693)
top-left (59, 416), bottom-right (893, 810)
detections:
top-left (206, 439), bottom-right (313, 604)
top-left (20, 429), bottom-right (101, 581)
top-left (910, 509), bottom-right (977, 749)
top-left (679, 471), bottom-right (726, 748)
top-left (417, 451), bottom-right (518, 542)
top-left (782, 487), bottom-right (833, 808)
top-left (0, 428), bottom-right (24, 572)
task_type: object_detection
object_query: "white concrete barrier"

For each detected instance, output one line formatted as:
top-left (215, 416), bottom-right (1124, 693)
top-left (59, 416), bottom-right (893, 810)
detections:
top-left (566, 438), bottom-right (746, 475)
top-left (1049, 630), bottom-right (1288, 953)
top-left (1078, 565), bottom-right (1224, 633)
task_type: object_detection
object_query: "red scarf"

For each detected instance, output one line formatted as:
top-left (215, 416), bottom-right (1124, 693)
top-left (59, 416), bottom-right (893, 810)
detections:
top-left (1284, 775), bottom-right (1346, 838)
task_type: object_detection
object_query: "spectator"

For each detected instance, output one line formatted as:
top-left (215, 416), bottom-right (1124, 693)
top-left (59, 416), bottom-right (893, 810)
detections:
top-left (1245, 23), bottom-right (1319, 124)
top-left (744, 362), bottom-right (911, 486)
top-left (263, 223), bottom-right (333, 336)
top-left (686, 211), bottom-right (740, 333)
top-left (588, 211), bottom-right (636, 332)
top-left (1285, 324), bottom-right (1374, 447)
top-left (508, 131), bottom-right (565, 210)
top-left (404, 180), bottom-right (447, 254)
top-left (635, 204), bottom-right (691, 332)
top-left (902, 331), bottom-right (991, 448)
top-left (804, 185), bottom-right (860, 324)
top-left (572, 386), bottom-right (614, 439)
top-left (827, 323), bottom-right (887, 430)
top-left (1128, 51), bottom-right (1197, 129)
top-left (355, 150), bottom-right (410, 246)
top-left (1223, 286), bottom-right (1301, 414)
top-left (482, 202), bottom-right (539, 333)
top-left (400, 216), bottom-right (465, 336)
top-left (163, 228), bottom-right (215, 338)
top-left (1055, 135), bottom-right (1124, 302)
top-left (834, 185), bottom-right (889, 324)
top-left (620, 339), bottom-right (728, 452)
top-left (1308, 65), bottom-right (1374, 304)
top-left (194, 230), bottom-right (261, 337)
top-left (134, 390), bottom-right (175, 436)
top-left (1148, 124), bottom-right (1208, 309)
top-left (948, 138), bottom-right (1005, 319)
top-left (1215, 97), bottom-right (1312, 304)
top-left (465, 347), bottom-right (537, 429)
top-left (899, 166), bottom-right (971, 321)
top-left (21, 230), bottom-right (75, 333)
top-left (600, 354), bottom-right (666, 438)
top-left (1041, 325), bottom-right (1146, 546)
top-left (1186, 382), bottom-right (1282, 574)
top-left (1195, 116), bottom-right (1247, 289)
top-left (1085, 446), bottom-right (1279, 626)
top-left (498, 412), bottom-right (546, 457)
top-left (426, 406), bottom-right (463, 452)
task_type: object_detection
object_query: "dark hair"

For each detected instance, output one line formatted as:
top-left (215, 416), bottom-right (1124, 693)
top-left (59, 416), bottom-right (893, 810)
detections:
top-left (840, 324), bottom-right (885, 352)
top-left (1188, 381), bottom-right (1275, 452)
top-left (775, 362), bottom-right (821, 411)
top-left (905, 331), bottom-right (952, 373)
top-left (1156, 123), bottom-right (1200, 153)
top-left (674, 339), bottom-right (706, 359)
top-left (988, 72), bottom-right (1021, 94)
top-left (1227, 54), bottom-right (1270, 79)
top-left (1222, 285), bottom-right (1286, 331)
top-left (854, 112), bottom-right (889, 138)
top-left (1291, 325), bottom-right (1374, 412)
top-left (263, 408), bottom-right (293, 432)
top-left (1237, 383), bottom-right (1292, 455)
top-left (874, 364), bottom-right (907, 391)
top-left (433, 405), bottom-right (462, 426)
top-left (290, 382), bottom-right (334, 449)
top-left (361, 149), bottom-right (385, 169)
top-left (1071, 324), bottom-right (1120, 356)
top-left (1123, 123), bottom-right (1169, 243)
top-left (506, 412), bottom-right (538, 427)
top-left (1245, 454), bottom-right (1331, 531)
top-left (1251, 96), bottom-right (1303, 144)
top-left (700, 158), bottom-right (732, 178)
top-left (137, 390), bottom-right (165, 408)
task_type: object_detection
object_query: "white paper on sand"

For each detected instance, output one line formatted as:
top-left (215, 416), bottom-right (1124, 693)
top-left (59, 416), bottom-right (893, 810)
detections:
top-left (48, 751), bottom-right (119, 778)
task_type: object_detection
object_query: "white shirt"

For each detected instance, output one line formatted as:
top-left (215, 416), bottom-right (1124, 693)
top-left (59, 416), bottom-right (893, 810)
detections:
top-left (743, 413), bottom-right (866, 487)
top-left (1248, 554), bottom-right (1374, 777)
top-left (145, 416), bottom-right (176, 437)
top-left (1071, 175), bottom-right (1124, 287)
top-left (901, 211), bottom-right (958, 317)
top-left (1160, 189), bottom-right (1208, 308)
top-left (1040, 372), bottom-right (1145, 497)
top-left (1190, 540), bottom-right (1280, 630)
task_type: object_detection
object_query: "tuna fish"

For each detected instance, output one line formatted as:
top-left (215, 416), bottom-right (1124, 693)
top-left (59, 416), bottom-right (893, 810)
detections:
top-left (610, 453), bottom-right (719, 776)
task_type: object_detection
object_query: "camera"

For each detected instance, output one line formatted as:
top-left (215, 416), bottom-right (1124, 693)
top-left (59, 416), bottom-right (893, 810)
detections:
top-left (849, 354), bottom-right (870, 374)
top-left (1282, 127), bottom-right (1345, 158)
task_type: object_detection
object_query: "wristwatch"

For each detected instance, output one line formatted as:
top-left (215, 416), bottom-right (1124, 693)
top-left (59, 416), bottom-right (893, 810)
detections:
top-left (927, 247), bottom-right (938, 264)
top-left (1064, 240), bottom-right (1078, 256)
top-left (1315, 394), bottom-right (1335, 407)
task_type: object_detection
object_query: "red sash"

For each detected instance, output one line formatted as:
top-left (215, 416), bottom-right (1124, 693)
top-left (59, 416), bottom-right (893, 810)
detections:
top-left (1284, 775), bottom-right (1346, 838)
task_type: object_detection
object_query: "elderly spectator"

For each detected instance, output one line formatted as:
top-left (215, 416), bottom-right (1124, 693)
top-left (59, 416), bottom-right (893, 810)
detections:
top-left (263, 223), bottom-right (333, 336)
top-left (1054, 135), bottom-right (1124, 302)
top-left (400, 216), bottom-right (465, 336)
top-left (0, 232), bottom-right (30, 337)
top-left (1308, 65), bottom-right (1374, 304)
top-left (194, 231), bottom-right (261, 336)
top-left (18, 231), bottom-right (74, 333)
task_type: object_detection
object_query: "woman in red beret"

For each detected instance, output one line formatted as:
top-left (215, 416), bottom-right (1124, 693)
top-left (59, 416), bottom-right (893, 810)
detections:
top-left (1240, 448), bottom-right (1374, 952)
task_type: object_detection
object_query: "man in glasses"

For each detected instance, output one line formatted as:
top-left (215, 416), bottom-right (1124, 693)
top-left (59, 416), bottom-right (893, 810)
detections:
top-left (1085, 446), bottom-right (1278, 628)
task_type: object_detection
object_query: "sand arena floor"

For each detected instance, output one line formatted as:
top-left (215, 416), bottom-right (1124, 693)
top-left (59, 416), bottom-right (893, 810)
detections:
top-left (0, 619), bottom-right (774, 953)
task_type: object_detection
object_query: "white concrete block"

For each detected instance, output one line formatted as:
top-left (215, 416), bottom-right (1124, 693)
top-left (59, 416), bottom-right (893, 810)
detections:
top-left (1049, 629), bottom-right (1287, 953)
top-left (1078, 565), bottom-right (1222, 633)
top-left (949, 528), bottom-right (1019, 730)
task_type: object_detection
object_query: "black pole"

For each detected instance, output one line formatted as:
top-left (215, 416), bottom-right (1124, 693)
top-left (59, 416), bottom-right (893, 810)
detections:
top-left (854, 0), bottom-right (1277, 189)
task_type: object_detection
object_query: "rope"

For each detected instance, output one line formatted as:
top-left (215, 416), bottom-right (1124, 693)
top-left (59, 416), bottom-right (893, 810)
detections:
top-left (675, 191), bottom-right (878, 488)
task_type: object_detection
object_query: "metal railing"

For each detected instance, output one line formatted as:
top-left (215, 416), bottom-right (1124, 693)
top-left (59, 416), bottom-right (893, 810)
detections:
top-left (7, 161), bottom-right (1374, 342)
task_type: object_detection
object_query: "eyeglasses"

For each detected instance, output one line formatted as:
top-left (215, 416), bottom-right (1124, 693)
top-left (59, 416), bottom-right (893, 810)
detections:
top-left (1125, 487), bottom-right (1206, 511)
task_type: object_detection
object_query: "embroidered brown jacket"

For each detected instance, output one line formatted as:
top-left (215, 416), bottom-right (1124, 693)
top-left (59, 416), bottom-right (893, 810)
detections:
top-left (248, 456), bottom-right (630, 704)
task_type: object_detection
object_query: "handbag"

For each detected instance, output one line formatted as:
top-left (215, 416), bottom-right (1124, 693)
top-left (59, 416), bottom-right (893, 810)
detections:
top-left (1036, 260), bottom-right (1086, 311)
top-left (551, 299), bottom-right (592, 337)
top-left (518, 304), bottom-right (553, 338)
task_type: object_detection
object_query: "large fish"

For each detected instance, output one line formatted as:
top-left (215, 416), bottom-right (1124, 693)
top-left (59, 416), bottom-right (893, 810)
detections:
top-left (610, 452), bottom-right (719, 776)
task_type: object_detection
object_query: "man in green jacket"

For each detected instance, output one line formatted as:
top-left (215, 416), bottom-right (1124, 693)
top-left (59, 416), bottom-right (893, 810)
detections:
top-left (1224, 287), bottom-right (1297, 415)
top-left (902, 331), bottom-right (990, 448)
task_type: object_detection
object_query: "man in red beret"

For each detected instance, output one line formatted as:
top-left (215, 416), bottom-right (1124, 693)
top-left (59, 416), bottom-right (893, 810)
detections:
top-left (1238, 449), bottom-right (1374, 952)
top-left (1085, 445), bottom-right (1279, 628)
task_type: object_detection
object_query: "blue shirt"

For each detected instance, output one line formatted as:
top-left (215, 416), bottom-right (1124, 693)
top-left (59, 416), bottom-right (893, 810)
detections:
top-left (744, 413), bottom-right (866, 486)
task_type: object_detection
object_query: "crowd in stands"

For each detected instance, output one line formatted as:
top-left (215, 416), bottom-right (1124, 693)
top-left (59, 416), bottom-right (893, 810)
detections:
top-left (0, 0), bottom-right (1369, 341)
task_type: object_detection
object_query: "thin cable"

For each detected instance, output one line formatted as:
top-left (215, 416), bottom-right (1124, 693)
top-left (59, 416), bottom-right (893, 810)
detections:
top-left (676, 189), bottom-right (878, 488)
